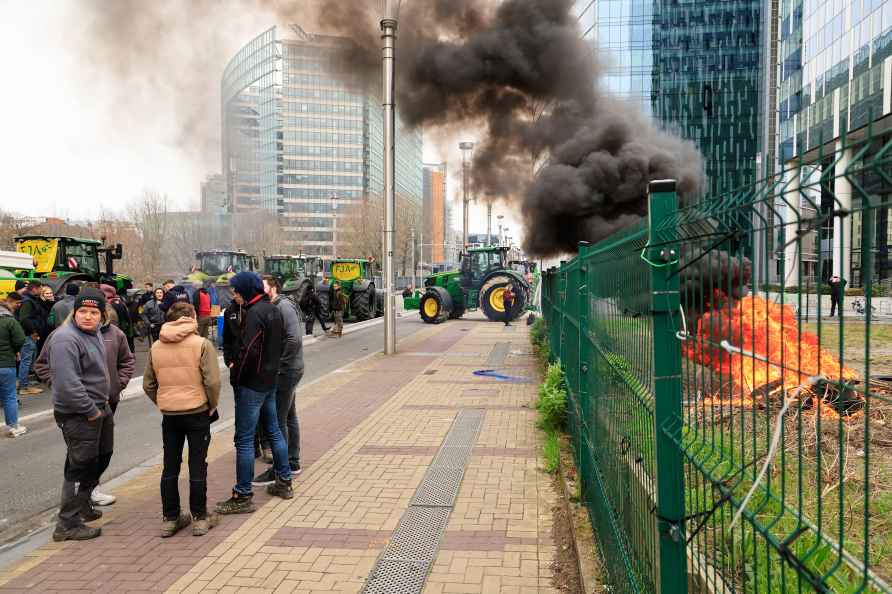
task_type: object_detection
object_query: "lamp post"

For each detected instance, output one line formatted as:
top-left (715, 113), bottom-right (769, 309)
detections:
top-left (381, 0), bottom-right (399, 355)
top-left (410, 227), bottom-right (416, 290)
top-left (459, 141), bottom-right (474, 249)
top-left (330, 194), bottom-right (338, 260)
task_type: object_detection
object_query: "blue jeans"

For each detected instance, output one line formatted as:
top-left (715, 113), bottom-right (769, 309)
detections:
top-left (0, 367), bottom-right (17, 426)
top-left (233, 386), bottom-right (291, 495)
top-left (17, 337), bottom-right (35, 388)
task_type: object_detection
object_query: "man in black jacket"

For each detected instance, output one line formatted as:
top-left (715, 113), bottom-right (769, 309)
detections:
top-left (216, 272), bottom-right (293, 515)
top-left (16, 281), bottom-right (47, 396)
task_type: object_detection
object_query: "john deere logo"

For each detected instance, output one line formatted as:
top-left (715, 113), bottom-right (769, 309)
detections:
top-left (331, 262), bottom-right (361, 282)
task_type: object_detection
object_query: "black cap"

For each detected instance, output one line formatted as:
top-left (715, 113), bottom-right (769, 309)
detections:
top-left (14, 280), bottom-right (27, 291)
top-left (73, 288), bottom-right (106, 313)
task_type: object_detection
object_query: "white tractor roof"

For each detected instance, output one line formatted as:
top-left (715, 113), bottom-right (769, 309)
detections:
top-left (0, 250), bottom-right (34, 271)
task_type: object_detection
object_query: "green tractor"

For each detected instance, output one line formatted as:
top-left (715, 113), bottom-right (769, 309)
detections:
top-left (185, 250), bottom-right (258, 285)
top-left (317, 258), bottom-right (382, 322)
top-left (13, 235), bottom-right (132, 297)
top-left (407, 246), bottom-right (531, 324)
top-left (263, 254), bottom-right (324, 304)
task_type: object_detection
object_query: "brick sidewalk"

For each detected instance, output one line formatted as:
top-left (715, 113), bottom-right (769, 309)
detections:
top-left (0, 317), bottom-right (558, 594)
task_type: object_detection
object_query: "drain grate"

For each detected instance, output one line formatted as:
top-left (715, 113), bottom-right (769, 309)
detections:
top-left (485, 342), bottom-right (511, 367)
top-left (362, 559), bottom-right (430, 594)
top-left (432, 445), bottom-right (473, 469)
top-left (361, 409), bottom-right (486, 594)
top-left (384, 506), bottom-right (450, 560)
top-left (411, 467), bottom-right (464, 506)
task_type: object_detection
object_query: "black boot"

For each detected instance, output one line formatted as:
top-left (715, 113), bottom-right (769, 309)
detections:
top-left (53, 524), bottom-right (101, 542)
top-left (267, 477), bottom-right (294, 500)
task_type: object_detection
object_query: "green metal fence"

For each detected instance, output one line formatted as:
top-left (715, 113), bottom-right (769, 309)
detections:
top-left (542, 130), bottom-right (892, 593)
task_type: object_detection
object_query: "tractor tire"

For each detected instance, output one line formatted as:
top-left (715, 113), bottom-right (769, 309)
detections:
top-left (291, 279), bottom-right (312, 309)
top-left (316, 282), bottom-right (332, 321)
top-left (375, 289), bottom-right (385, 317)
top-left (479, 275), bottom-right (526, 322)
top-left (419, 287), bottom-right (452, 324)
top-left (351, 287), bottom-right (374, 321)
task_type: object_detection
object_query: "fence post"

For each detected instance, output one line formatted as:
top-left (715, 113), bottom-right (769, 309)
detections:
top-left (647, 180), bottom-right (688, 594)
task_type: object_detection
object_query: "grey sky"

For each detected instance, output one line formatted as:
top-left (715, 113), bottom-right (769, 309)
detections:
top-left (0, 0), bottom-right (519, 238)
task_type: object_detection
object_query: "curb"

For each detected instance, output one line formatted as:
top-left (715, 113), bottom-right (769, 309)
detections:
top-left (17, 316), bottom-right (386, 424)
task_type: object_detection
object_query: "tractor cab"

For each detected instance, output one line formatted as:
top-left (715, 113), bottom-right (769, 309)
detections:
top-left (264, 255), bottom-right (303, 280)
top-left (188, 250), bottom-right (257, 285)
top-left (460, 246), bottom-right (510, 288)
top-left (14, 236), bottom-right (130, 296)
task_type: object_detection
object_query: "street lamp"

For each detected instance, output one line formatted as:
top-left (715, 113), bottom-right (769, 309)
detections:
top-left (330, 194), bottom-right (338, 260)
top-left (459, 141), bottom-right (474, 249)
top-left (381, 0), bottom-right (400, 355)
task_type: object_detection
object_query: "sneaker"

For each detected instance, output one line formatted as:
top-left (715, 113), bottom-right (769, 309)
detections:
top-left (53, 525), bottom-right (101, 542)
top-left (290, 463), bottom-right (302, 475)
top-left (6, 425), bottom-right (28, 438)
top-left (192, 512), bottom-right (220, 536)
top-left (160, 513), bottom-right (192, 538)
top-left (252, 468), bottom-right (276, 487)
top-left (19, 386), bottom-right (43, 395)
top-left (215, 492), bottom-right (256, 515)
top-left (261, 448), bottom-right (273, 464)
top-left (267, 477), bottom-right (293, 500)
top-left (91, 491), bottom-right (116, 506)
top-left (80, 507), bottom-right (102, 522)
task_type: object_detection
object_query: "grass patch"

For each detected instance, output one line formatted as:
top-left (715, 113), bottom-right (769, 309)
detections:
top-left (803, 320), bottom-right (892, 376)
top-left (530, 316), bottom-right (551, 371)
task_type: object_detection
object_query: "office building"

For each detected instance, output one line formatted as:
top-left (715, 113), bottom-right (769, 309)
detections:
top-left (221, 26), bottom-right (423, 256)
top-left (200, 174), bottom-right (227, 214)
top-left (772, 0), bottom-right (892, 285)
top-left (423, 163), bottom-right (448, 264)
top-left (572, 1), bottom-right (764, 194)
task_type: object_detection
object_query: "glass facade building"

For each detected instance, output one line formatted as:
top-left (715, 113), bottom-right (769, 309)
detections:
top-left (222, 26), bottom-right (423, 256)
top-left (772, 0), bottom-right (892, 284)
top-left (572, 0), bottom-right (764, 194)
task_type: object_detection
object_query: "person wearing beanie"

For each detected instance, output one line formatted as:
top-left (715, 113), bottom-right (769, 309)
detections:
top-left (48, 287), bottom-right (110, 542)
top-left (49, 283), bottom-right (80, 329)
top-left (14, 280), bottom-right (29, 298)
top-left (216, 272), bottom-right (292, 515)
top-left (143, 302), bottom-right (221, 537)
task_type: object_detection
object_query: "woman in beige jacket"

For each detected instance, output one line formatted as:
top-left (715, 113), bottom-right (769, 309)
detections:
top-left (143, 302), bottom-right (221, 537)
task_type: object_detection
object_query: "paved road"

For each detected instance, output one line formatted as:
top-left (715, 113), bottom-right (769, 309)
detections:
top-left (0, 315), bottom-right (426, 545)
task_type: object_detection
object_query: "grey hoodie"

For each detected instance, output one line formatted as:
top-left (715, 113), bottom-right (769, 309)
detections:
top-left (274, 295), bottom-right (304, 375)
top-left (50, 319), bottom-right (110, 418)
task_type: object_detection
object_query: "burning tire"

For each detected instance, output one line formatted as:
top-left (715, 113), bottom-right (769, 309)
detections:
top-left (419, 287), bottom-right (452, 324)
top-left (479, 275), bottom-right (525, 322)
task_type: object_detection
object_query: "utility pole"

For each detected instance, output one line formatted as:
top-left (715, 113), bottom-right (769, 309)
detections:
top-left (410, 227), bottom-right (416, 290)
top-left (486, 203), bottom-right (492, 245)
top-left (330, 194), bottom-right (338, 260)
top-left (459, 141), bottom-right (474, 249)
top-left (381, 4), bottom-right (398, 355)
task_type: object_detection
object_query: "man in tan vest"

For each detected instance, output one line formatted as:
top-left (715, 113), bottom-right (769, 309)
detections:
top-left (143, 302), bottom-right (221, 537)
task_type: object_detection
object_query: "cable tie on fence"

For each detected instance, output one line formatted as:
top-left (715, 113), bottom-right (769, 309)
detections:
top-left (675, 304), bottom-right (691, 341)
top-left (639, 241), bottom-right (679, 268)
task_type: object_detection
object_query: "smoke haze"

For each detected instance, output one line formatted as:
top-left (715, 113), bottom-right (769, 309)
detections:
top-left (69, 0), bottom-right (703, 255)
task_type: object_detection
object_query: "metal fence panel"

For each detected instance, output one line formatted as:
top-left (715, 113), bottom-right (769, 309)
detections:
top-left (542, 132), bottom-right (892, 594)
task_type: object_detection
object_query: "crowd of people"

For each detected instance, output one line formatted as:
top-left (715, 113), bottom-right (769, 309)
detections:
top-left (0, 270), bottom-right (308, 541)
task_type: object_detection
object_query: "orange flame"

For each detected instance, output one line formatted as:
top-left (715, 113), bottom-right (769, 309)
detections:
top-left (684, 296), bottom-right (857, 395)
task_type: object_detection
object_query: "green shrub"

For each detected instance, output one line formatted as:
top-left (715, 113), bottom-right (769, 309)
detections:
top-left (529, 317), bottom-right (551, 368)
top-left (537, 362), bottom-right (567, 431)
top-left (542, 430), bottom-right (560, 473)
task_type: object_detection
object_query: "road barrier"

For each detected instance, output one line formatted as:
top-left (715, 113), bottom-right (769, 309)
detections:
top-left (542, 131), bottom-right (892, 593)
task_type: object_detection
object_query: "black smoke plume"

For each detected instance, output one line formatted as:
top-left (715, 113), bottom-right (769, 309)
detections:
top-left (74, 0), bottom-right (703, 254)
top-left (317, 0), bottom-right (705, 256)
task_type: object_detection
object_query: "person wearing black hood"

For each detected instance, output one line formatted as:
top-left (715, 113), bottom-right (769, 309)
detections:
top-left (160, 284), bottom-right (190, 313)
top-left (216, 272), bottom-right (293, 515)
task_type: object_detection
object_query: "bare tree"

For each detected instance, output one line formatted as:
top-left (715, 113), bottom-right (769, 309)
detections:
top-left (338, 194), bottom-right (421, 274)
top-left (0, 210), bottom-right (29, 251)
top-left (127, 191), bottom-right (170, 281)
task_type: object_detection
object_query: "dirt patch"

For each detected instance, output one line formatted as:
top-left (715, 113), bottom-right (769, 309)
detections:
top-left (550, 471), bottom-right (584, 594)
